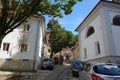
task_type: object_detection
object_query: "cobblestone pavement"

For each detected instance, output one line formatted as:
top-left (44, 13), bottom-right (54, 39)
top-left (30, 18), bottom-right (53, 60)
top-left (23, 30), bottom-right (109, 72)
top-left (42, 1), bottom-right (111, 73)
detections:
top-left (0, 65), bottom-right (80, 80)
top-left (44, 65), bottom-right (80, 80)
top-left (0, 67), bottom-right (53, 80)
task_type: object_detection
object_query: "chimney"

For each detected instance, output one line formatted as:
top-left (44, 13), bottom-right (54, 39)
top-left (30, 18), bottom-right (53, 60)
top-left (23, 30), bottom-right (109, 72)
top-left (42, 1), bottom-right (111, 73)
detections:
top-left (112, 0), bottom-right (120, 3)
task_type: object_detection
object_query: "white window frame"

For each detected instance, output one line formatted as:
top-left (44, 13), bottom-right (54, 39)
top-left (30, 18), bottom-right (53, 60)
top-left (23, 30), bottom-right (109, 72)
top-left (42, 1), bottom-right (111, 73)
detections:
top-left (95, 41), bottom-right (101, 55)
top-left (84, 48), bottom-right (87, 59)
top-left (3, 43), bottom-right (10, 51)
top-left (23, 23), bottom-right (30, 32)
top-left (20, 44), bottom-right (28, 52)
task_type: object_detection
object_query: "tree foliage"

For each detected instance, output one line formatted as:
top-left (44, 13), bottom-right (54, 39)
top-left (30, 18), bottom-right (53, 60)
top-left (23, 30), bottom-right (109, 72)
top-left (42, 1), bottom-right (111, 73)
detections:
top-left (0, 0), bottom-right (82, 43)
top-left (47, 19), bottom-right (77, 54)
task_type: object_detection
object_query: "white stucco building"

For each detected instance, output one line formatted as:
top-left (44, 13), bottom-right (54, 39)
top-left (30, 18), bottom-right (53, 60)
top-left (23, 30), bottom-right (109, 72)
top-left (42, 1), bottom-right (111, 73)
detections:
top-left (76, 1), bottom-right (120, 63)
top-left (0, 15), bottom-right (46, 71)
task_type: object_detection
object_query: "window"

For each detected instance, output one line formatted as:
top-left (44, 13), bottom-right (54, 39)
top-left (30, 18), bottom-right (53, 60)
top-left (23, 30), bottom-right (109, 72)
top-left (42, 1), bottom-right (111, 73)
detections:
top-left (93, 65), bottom-right (120, 75)
top-left (95, 42), bottom-right (101, 55)
top-left (86, 27), bottom-right (95, 37)
top-left (113, 15), bottom-right (120, 26)
top-left (3, 43), bottom-right (10, 51)
top-left (84, 48), bottom-right (87, 59)
top-left (23, 24), bottom-right (30, 32)
top-left (20, 44), bottom-right (28, 52)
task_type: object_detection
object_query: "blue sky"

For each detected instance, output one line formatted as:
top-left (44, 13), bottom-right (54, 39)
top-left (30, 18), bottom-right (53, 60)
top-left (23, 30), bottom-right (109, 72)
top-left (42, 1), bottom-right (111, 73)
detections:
top-left (45, 0), bottom-right (100, 35)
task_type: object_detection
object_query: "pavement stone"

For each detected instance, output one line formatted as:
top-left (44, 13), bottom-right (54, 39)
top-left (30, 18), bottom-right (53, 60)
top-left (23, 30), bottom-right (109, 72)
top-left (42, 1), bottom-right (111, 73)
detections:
top-left (0, 65), bottom-right (64, 80)
top-left (0, 65), bottom-right (79, 80)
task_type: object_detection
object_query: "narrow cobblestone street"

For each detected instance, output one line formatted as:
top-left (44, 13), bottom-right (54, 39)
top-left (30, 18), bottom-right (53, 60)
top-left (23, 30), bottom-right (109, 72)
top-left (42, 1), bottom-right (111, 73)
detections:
top-left (44, 65), bottom-right (79, 80)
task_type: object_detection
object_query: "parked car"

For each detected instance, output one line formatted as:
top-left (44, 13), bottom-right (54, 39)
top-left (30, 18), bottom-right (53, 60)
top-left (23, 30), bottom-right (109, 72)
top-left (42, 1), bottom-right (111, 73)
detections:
top-left (79, 62), bottom-right (120, 80)
top-left (41, 58), bottom-right (54, 70)
top-left (71, 60), bottom-right (82, 78)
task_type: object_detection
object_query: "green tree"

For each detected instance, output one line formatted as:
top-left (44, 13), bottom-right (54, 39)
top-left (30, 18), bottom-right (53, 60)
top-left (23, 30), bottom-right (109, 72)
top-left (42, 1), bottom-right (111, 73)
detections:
top-left (47, 19), bottom-right (77, 54)
top-left (64, 31), bottom-right (77, 47)
top-left (0, 0), bottom-right (82, 43)
top-left (49, 21), bottom-right (65, 53)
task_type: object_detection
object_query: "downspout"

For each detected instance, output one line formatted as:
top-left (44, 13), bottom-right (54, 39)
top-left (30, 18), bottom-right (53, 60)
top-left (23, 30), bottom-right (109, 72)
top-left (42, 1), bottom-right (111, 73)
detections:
top-left (33, 19), bottom-right (40, 71)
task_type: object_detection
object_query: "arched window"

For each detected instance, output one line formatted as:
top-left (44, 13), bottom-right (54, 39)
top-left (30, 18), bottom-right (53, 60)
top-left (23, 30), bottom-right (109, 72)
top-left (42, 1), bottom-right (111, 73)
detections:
top-left (86, 27), bottom-right (95, 37)
top-left (113, 15), bottom-right (120, 26)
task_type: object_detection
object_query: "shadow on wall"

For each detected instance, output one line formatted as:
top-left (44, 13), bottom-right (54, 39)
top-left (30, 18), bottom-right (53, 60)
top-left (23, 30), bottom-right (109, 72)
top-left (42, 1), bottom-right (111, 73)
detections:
top-left (0, 50), bottom-right (36, 71)
top-left (0, 50), bottom-right (40, 80)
